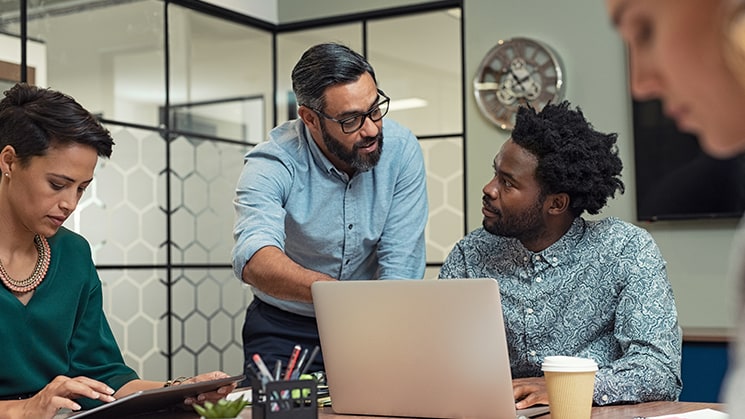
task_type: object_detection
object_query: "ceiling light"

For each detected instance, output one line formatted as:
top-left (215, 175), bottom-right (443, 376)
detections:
top-left (389, 98), bottom-right (428, 111)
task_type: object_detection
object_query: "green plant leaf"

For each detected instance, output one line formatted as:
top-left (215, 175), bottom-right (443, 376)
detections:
top-left (192, 397), bottom-right (249, 418)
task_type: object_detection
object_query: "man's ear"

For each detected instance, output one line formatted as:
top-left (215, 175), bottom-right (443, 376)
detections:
top-left (298, 106), bottom-right (320, 131)
top-left (546, 192), bottom-right (570, 215)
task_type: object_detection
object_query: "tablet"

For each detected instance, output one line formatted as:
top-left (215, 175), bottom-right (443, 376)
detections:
top-left (66, 374), bottom-right (245, 418)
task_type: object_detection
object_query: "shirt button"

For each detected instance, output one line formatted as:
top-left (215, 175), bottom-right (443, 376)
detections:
top-left (526, 308), bottom-right (534, 314)
top-left (348, 224), bottom-right (353, 230)
top-left (523, 256), bottom-right (528, 262)
top-left (534, 255), bottom-right (540, 261)
top-left (535, 277), bottom-right (542, 283)
top-left (529, 350), bottom-right (537, 356)
top-left (601, 395), bottom-right (609, 402)
top-left (552, 257), bottom-right (558, 263)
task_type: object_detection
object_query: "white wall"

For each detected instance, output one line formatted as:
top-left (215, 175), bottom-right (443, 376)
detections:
top-left (0, 33), bottom-right (47, 86)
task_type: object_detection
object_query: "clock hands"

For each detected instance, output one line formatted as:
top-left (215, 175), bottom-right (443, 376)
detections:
top-left (473, 60), bottom-right (539, 91)
top-left (495, 58), bottom-right (541, 105)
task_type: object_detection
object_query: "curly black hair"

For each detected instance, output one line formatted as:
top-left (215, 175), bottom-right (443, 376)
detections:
top-left (511, 101), bottom-right (624, 217)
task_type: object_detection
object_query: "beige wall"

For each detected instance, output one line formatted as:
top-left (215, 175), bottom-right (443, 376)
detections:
top-left (275, 0), bottom-right (739, 331)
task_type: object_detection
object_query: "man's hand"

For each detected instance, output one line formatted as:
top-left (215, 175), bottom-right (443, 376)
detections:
top-left (182, 371), bottom-right (237, 406)
top-left (512, 376), bottom-right (548, 409)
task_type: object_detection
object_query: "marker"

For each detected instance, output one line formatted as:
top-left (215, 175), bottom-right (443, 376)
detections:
top-left (252, 353), bottom-right (275, 382)
top-left (298, 345), bottom-right (321, 376)
top-left (283, 345), bottom-right (302, 380)
top-left (291, 347), bottom-right (309, 380)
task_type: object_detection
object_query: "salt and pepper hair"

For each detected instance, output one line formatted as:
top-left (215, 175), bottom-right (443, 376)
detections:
top-left (0, 83), bottom-right (114, 167)
top-left (511, 101), bottom-right (625, 217)
top-left (291, 42), bottom-right (377, 112)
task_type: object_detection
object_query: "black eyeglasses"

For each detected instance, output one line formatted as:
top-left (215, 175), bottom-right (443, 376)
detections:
top-left (306, 90), bottom-right (390, 134)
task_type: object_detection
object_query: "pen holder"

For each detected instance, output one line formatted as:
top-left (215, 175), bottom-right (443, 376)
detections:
top-left (251, 377), bottom-right (318, 419)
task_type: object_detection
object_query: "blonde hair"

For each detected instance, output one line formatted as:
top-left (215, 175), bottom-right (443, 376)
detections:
top-left (725, 0), bottom-right (745, 89)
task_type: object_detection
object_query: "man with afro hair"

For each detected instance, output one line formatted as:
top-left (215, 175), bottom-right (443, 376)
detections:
top-left (439, 101), bottom-right (681, 408)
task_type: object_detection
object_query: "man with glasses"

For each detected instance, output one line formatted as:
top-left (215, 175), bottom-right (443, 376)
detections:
top-left (232, 42), bottom-right (428, 380)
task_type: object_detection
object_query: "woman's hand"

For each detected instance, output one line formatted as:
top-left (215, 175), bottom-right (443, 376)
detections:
top-left (1, 375), bottom-right (115, 419)
top-left (181, 371), bottom-right (238, 406)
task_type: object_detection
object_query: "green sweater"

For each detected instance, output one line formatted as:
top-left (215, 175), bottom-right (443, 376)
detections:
top-left (0, 227), bottom-right (138, 408)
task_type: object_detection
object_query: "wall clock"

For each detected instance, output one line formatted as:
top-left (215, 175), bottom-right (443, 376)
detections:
top-left (473, 37), bottom-right (565, 130)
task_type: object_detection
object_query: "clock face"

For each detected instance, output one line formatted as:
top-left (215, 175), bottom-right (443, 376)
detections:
top-left (474, 37), bottom-right (565, 130)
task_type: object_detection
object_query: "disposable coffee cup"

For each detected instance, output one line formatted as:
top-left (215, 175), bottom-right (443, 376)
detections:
top-left (541, 356), bottom-right (598, 419)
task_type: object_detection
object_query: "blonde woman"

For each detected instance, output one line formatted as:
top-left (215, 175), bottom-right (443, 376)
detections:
top-left (608, 0), bottom-right (745, 414)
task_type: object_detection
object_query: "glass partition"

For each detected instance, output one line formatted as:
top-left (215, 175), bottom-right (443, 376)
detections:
top-left (21, 0), bottom-right (165, 126)
top-left (70, 124), bottom-right (168, 265)
top-left (168, 4), bottom-right (272, 143)
top-left (368, 9), bottom-right (462, 137)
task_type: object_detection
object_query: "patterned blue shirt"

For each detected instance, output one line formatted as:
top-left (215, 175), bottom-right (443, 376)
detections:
top-left (232, 118), bottom-right (428, 317)
top-left (439, 217), bottom-right (682, 405)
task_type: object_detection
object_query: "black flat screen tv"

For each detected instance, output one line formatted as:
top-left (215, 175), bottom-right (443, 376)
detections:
top-left (633, 99), bottom-right (745, 221)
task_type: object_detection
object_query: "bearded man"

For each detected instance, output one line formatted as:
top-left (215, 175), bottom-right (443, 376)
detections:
top-left (440, 102), bottom-right (681, 409)
top-left (232, 43), bottom-right (428, 380)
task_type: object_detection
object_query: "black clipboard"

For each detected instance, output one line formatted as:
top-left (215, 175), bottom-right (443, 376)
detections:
top-left (66, 374), bottom-right (245, 418)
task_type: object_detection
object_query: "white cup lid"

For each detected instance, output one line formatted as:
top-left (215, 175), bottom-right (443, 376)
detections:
top-left (541, 356), bottom-right (598, 372)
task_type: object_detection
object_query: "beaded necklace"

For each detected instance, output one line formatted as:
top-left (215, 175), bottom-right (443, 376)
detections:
top-left (0, 234), bottom-right (51, 294)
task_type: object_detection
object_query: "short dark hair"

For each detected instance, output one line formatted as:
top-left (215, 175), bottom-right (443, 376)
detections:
top-left (0, 83), bottom-right (114, 166)
top-left (511, 101), bottom-right (624, 217)
top-left (291, 42), bottom-right (376, 111)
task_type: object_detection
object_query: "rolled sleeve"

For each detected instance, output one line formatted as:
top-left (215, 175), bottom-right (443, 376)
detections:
top-left (231, 145), bottom-right (292, 280)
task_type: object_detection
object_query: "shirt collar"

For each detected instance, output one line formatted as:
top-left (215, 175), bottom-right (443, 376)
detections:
top-left (302, 123), bottom-right (349, 179)
top-left (530, 217), bottom-right (586, 267)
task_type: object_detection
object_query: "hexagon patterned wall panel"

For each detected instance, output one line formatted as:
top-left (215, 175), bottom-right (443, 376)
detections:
top-left (420, 137), bottom-right (465, 267)
top-left (71, 126), bottom-right (168, 265)
top-left (67, 125), bottom-right (252, 379)
top-left (169, 135), bottom-right (247, 265)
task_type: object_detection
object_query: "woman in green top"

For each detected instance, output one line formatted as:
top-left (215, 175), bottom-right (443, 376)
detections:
top-left (0, 83), bottom-right (236, 419)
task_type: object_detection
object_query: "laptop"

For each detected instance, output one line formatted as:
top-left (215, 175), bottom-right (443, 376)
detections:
top-left (311, 278), bottom-right (550, 419)
top-left (61, 374), bottom-right (245, 418)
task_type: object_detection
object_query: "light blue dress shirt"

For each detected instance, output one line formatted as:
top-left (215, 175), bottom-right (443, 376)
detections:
top-left (439, 217), bottom-right (682, 405)
top-left (232, 118), bottom-right (428, 317)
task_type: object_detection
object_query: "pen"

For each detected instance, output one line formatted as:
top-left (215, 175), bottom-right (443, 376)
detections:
top-left (298, 345), bottom-right (321, 376)
top-left (283, 344), bottom-right (302, 380)
top-left (252, 353), bottom-right (275, 382)
top-left (273, 359), bottom-right (282, 381)
top-left (291, 347), bottom-right (309, 380)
